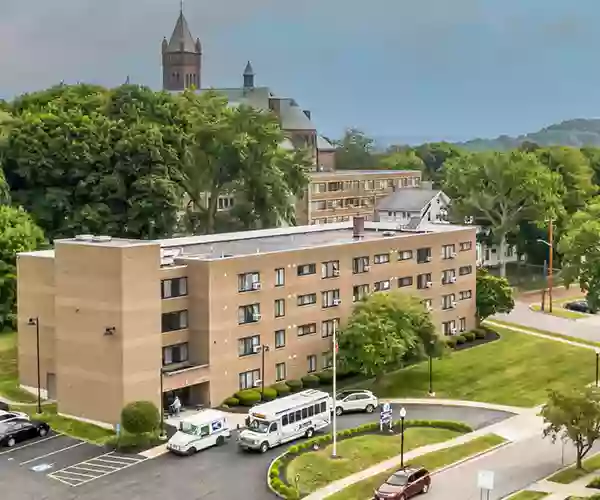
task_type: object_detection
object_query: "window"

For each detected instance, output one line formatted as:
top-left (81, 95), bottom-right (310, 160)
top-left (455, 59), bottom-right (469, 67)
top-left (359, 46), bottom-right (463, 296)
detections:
top-left (441, 269), bottom-right (456, 285)
top-left (238, 304), bottom-right (260, 324)
top-left (459, 317), bottom-right (467, 332)
top-left (352, 256), bottom-right (370, 274)
top-left (398, 250), bottom-right (413, 261)
top-left (238, 335), bottom-right (260, 357)
top-left (298, 293), bottom-right (317, 306)
top-left (274, 299), bottom-right (286, 318)
top-left (322, 289), bottom-right (340, 308)
top-left (441, 294), bottom-right (456, 310)
top-left (238, 272), bottom-right (260, 292)
top-left (417, 248), bottom-right (432, 264)
top-left (459, 265), bottom-right (473, 276)
top-left (161, 310), bottom-right (188, 332)
top-left (353, 284), bottom-right (370, 302)
top-left (321, 318), bottom-right (339, 338)
top-left (374, 253), bottom-right (390, 264)
top-left (374, 280), bottom-right (391, 292)
top-left (398, 276), bottom-right (413, 288)
top-left (275, 268), bottom-right (285, 287)
top-left (311, 182), bottom-right (326, 194)
top-left (162, 343), bottom-right (189, 365)
top-left (239, 369), bottom-right (260, 390)
top-left (161, 277), bottom-right (188, 299)
top-left (321, 260), bottom-right (340, 279)
top-left (307, 355), bottom-right (317, 373)
top-left (416, 273), bottom-right (432, 290)
top-left (506, 245), bottom-right (514, 257)
top-left (422, 298), bottom-right (433, 310)
top-left (275, 329), bottom-right (286, 348)
top-left (459, 290), bottom-right (473, 300)
top-left (460, 241), bottom-right (472, 251)
top-left (442, 321), bottom-right (456, 336)
top-left (442, 244), bottom-right (456, 260)
top-left (298, 323), bottom-right (317, 336)
top-left (275, 362), bottom-right (286, 382)
top-left (297, 263), bottom-right (316, 276)
top-left (322, 351), bottom-right (333, 369)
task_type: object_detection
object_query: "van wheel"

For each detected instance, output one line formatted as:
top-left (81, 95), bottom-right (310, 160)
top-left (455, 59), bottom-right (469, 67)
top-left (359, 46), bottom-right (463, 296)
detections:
top-left (260, 442), bottom-right (269, 453)
top-left (39, 427), bottom-right (48, 437)
top-left (6, 437), bottom-right (15, 448)
top-left (335, 407), bottom-right (343, 416)
top-left (187, 447), bottom-right (197, 455)
top-left (365, 404), bottom-right (375, 413)
top-left (216, 436), bottom-right (225, 446)
top-left (305, 428), bottom-right (314, 439)
top-left (422, 483), bottom-right (429, 493)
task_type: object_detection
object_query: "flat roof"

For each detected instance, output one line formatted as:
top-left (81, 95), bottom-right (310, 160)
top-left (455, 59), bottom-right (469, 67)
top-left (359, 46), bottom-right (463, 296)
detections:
top-left (310, 170), bottom-right (421, 178)
top-left (249, 389), bottom-right (330, 417)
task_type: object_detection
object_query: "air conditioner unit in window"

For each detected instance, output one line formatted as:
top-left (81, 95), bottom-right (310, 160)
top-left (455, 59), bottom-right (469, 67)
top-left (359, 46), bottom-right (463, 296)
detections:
top-left (253, 345), bottom-right (262, 354)
top-left (252, 282), bottom-right (262, 291)
top-left (333, 298), bottom-right (342, 306)
top-left (253, 379), bottom-right (263, 387)
top-left (451, 302), bottom-right (457, 308)
top-left (332, 269), bottom-right (340, 277)
top-left (449, 277), bottom-right (457, 283)
top-left (425, 281), bottom-right (433, 288)
top-left (426, 305), bottom-right (433, 312)
top-left (363, 265), bottom-right (371, 271)
top-left (450, 252), bottom-right (457, 258)
top-left (253, 313), bottom-right (262, 321)
top-left (425, 256), bottom-right (432, 262)
top-left (450, 328), bottom-right (458, 335)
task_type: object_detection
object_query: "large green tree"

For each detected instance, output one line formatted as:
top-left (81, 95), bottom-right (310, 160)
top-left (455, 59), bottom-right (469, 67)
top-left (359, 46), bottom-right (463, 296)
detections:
top-left (443, 151), bottom-right (563, 277)
top-left (413, 142), bottom-right (465, 184)
top-left (332, 128), bottom-right (376, 170)
top-left (378, 150), bottom-right (424, 172)
top-left (475, 268), bottom-right (514, 324)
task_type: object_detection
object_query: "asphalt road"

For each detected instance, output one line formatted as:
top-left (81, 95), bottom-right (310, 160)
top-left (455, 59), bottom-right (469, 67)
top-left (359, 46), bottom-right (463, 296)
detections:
top-left (0, 403), bottom-right (513, 500)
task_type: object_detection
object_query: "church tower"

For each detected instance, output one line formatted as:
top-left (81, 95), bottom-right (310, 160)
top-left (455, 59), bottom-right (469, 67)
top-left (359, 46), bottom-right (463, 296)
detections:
top-left (162, 5), bottom-right (202, 91)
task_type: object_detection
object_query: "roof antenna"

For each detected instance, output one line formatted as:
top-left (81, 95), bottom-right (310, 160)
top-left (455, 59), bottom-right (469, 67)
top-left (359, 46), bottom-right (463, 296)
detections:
top-left (180, 0), bottom-right (184, 14)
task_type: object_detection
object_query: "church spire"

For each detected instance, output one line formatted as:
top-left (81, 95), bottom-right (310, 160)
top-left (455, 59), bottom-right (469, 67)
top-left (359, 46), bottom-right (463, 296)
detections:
top-left (243, 61), bottom-right (255, 89)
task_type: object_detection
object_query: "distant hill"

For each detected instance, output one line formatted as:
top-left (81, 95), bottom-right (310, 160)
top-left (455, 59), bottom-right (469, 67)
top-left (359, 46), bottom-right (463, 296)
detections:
top-left (458, 119), bottom-right (600, 151)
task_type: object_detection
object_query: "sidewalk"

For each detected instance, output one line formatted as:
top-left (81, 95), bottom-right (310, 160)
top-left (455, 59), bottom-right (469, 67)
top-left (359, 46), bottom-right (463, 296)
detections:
top-left (379, 397), bottom-right (528, 416)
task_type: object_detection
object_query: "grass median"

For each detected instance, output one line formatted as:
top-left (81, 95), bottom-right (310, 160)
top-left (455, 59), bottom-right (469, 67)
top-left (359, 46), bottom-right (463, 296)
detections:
top-left (547, 453), bottom-right (600, 484)
top-left (325, 433), bottom-right (506, 500)
top-left (530, 303), bottom-right (587, 319)
top-left (0, 331), bottom-right (37, 403)
top-left (488, 320), bottom-right (600, 348)
top-left (507, 491), bottom-right (549, 500)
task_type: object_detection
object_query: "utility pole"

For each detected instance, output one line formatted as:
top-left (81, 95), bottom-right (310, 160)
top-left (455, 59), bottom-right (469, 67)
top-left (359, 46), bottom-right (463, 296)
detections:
top-left (548, 219), bottom-right (554, 313)
top-left (331, 322), bottom-right (338, 458)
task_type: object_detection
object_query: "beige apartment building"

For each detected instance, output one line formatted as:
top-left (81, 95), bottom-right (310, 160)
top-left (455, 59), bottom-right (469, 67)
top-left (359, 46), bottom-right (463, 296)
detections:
top-left (17, 218), bottom-right (476, 428)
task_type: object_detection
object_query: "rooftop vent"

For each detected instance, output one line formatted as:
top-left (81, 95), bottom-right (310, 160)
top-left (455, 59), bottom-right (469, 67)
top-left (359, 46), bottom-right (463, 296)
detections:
top-left (92, 235), bottom-right (112, 242)
top-left (75, 234), bottom-right (94, 241)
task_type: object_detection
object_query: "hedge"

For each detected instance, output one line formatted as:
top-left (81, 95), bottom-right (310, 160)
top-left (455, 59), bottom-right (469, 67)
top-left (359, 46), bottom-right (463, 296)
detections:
top-left (222, 397), bottom-right (239, 407)
top-left (267, 419), bottom-right (473, 498)
top-left (475, 328), bottom-right (487, 339)
top-left (286, 379), bottom-right (303, 392)
top-left (121, 401), bottom-right (159, 434)
top-left (262, 387), bottom-right (278, 401)
top-left (455, 335), bottom-right (467, 345)
top-left (300, 374), bottom-right (320, 388)
top-left (315, 370), bottom-right (334, 384)
top-left (235, 389), bottom-right (262, 406)
top-left (463, 331), bottom-right (476, 342)
top-left (272, 382), bottom-right (292, 397)
top-left (445, 337), bottom-right (458, 348)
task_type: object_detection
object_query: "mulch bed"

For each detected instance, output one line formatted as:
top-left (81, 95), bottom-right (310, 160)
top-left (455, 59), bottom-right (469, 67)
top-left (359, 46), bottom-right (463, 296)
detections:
top-left (453, 331), bottom-right (500, 351)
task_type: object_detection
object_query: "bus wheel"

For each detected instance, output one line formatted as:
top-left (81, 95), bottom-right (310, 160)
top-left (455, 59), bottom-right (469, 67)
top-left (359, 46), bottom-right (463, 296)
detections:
top-left (260, 441), bottom-right (269, 453)
top-left (216, 436), bottom-right (225, 446)
top-left (305, 428), bottom-right (315, 439)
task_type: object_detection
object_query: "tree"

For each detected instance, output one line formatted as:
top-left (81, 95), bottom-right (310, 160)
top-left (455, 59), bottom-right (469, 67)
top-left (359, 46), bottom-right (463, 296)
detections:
top-left (540, 387), bottom-right (600, 469)
top-left (332, 128), bottom-right (376, 170)
top-left (378, 150), bottom-right (424, 172)
top-left (121, 401), bottom-right (160, 435)
top-left (413, 142), bottom-right (464, 184)
top-left (558, 199), bottom-right (600, 313)
top-left (443, 151), bottom-right (563, 277)
top-left (337, 291), bottom-right (440, 381)
top-left (475, 268), bottom-right (514, 324)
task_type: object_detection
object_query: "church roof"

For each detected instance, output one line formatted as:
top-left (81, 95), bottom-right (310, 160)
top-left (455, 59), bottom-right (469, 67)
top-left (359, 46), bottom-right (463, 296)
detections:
top-left (243, 61), bottom-right (254, 76)
top-left (166, 11), bottom-right (198, 53)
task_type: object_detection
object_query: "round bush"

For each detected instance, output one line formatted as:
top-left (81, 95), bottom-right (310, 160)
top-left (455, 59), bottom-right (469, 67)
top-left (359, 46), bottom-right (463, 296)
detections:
top-left (271, 382), bottom-right (291, 397)
top-left (455, 335), bottom-right (467, 345)
top-left (463, 331), bottom-right (476, 342)
top-left (445, 337), bottom-right (458, 348)
top-left (121, 401), bottom-right (159, 434)
top-left (262, 387), bottom-right (278, 401)
top-left (475, 329), bottom-right (487, 339)
top-left (286, 379), bottom-right (303, 392)
top-left (235, 389), bottom-right (262, 406)
top-left (223, 397), bottom-right (239, 407)
top-left (301, 374), bottom-right (320, 388)
top-left (315, 370), bottom-right (334, 384)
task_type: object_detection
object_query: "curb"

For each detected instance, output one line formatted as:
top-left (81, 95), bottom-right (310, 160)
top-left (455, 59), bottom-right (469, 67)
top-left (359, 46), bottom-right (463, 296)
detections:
top-left (267, 450), bottom-right (288, 499)
top-left (378, 398), bottom-right (523, 416)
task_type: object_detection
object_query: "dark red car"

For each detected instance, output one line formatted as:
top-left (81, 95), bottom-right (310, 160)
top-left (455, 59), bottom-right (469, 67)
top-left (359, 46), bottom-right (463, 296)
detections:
top-left (374, 467), bottom-right (431, 499)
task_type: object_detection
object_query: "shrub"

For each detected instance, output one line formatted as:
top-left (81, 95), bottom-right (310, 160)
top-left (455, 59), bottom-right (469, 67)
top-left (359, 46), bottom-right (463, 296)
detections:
top-left (301, 374), bottom-right (320, 388)
top-left (286, 379), bottom-right (303, 392)
top-left (588, 477), bottom-right (600, 489)
top-left (463, 331), bottom-right (476, 342)
top-left (445, 337), bottom-right (458, 348)
top-left (272, 382), bottom-right (291, 397)
top-left (314, 370), bottom-right (334, 384)
top-left (235, 389), bottom-right (262, 406)
top-left (223, 397), bottom-right (239, 407)
top-left (455, 335), bottom-right (466, 345)
top-left (121, 401), bottom-right (159, 434)
top-left (475, 329), bottom-right (487, 339)
top-left (107, 431), bottom-right (161, 453)
top-left (262, 387), bottom-right (278, 401)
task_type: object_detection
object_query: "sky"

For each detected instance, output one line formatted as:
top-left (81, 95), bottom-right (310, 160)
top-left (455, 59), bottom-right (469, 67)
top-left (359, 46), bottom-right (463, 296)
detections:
top-left (1, 0), bottom-right (600, 143)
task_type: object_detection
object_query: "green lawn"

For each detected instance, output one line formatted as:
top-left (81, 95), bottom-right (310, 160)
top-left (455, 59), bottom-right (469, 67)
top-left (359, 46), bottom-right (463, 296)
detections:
top-left (488, 320), bottom-right (600, 349)
top-left (546, 453), bottom-right (600, 484)
top-left (507, 491), bottom-right (549, 500)
top-left (326, 434), bottom-right (506, 500)
top-left (287, 428), bottom-right (462, 494)
top-left (362, 326), bottom-right (594, 407)
top-left (0, 331), bottom-right (37, 403)
top-left (530, 303), bottom-right (587, 319)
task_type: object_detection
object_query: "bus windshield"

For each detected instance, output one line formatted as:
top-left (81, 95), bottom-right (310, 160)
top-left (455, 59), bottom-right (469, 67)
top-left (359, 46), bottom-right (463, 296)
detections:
top-left (248, 419), bottom-right (270, 433)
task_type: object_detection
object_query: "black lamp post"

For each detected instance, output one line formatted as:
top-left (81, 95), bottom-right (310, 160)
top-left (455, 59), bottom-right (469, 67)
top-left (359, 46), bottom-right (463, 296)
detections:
top-left (27, 317), bottom-right (42, 414)
top-left (595, 350), bottom-right (599, 388)
top-left (400, 407), bottom-right (406, 468)
top-left (428, 340), bottom-right (435, 397)
top-left (258, 344), bottom-right (270, 398)
top-left (159, 367), bottom-right (166, 438)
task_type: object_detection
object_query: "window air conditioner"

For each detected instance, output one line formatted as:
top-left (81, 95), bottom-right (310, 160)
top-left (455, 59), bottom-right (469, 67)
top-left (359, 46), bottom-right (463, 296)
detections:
top-left (450, 328), bottom-right (458, 335)
top-left (425, 281), bottom-right (433, 288)
top-left (451, 301), bottom-right (457, 308)
top-left (333, 298), bottom-right (342, 306)
top-left (253, 313), bottom-right (262, 321)
top-left (363, 265), bottom-right (371, 271)
top-left (449, 277), bottom-right (457, 283)
top-left (333, 269), bottom-right (340, 277)
top-left (252, 282), bottom-right (262, 291)
top-left (425, 256), bottom-right (432, 262)
top-left (450, 252), bottom-right (457, 258)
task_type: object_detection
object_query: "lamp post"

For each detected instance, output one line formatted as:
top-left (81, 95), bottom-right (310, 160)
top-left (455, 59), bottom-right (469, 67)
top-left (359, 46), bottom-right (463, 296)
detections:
top-left (27, 317), bottom-right (42, 414)
top-left (332, 321), bottom-right (338, 458)
top-left (537, 219), bottom-right (554, 313)
top-left (259, 344), bottom-right (270, 399)
top-left (159, 367), bottom-right (166, 438)
top-left (428, 340), bottom-right (435, 397)
top-left (400, 407), bottom-right (407, 468)
top-left (595, 349), bottom-right (599, 388)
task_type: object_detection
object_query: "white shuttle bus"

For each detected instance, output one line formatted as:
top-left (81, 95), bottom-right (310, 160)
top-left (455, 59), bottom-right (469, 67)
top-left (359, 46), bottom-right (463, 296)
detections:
top-left (167, 409), bottom-right (232, 456)
top-left (238, 389), bottom-right (332, 453)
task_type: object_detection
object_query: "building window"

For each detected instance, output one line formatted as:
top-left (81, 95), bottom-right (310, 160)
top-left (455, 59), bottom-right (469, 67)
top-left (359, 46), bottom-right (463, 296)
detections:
top-left (398, 276), bottom-right (413, 288)
top-left (275, 268), bottom-right (285, 287)
top-left (239, 369), bottom-right (260, 390)
top-left (353, 284), bottom-right (370, 302)
top-left (352, 256), bottom-right (370, 274)
top-left (459, 265), bottom-right (473, 276)
top-left (275, 363), bottom-right (286, 382)
top-left (441, 244), bottom-right (456, 260)
top-left (441, 294), bottom-right (456, 310)
top-left (416, 273), bottom-right (432, 290)
top-left (162, 343), bottom-right (189, 365)
top-left (322, 260), bottom-right (340, 279)
top-left (417, 248), bottom-right (432, 264)
top-left (398, 250), bottom-right (413, 261)
top-left (460, 241), bottom-right (472, 251)
top-left (459, 290), bottom-right (473, 300)
top-left (422, 299), bottom-right (433, 311)
top-left (275, 329), bottom-right (286, 348)
top-left (459, 317), bottom-right (467, 332)
top-left (274, 299), bottom-right (286, 318)
top-left (442, 321), bottom-right (456, 336)
top-left (322, 289), bottom-right (340, 308)
top-left (238, 272), bottom-right (260, 292)
top-left (311, 182), bottom-right (326, 194)
top-left (238, 335), bottom-right (260, 357)
top-left (297, 263), bottom-right (316, 276)
top-left (307, 355), bottom-right (317, 373)
top-left (238, 304), bottom-right (261, 324)
top-left (298, 323), bottom-right (317, 336)
top-left (506, 245), bottom-right (514, 257)
top-left (374, 253), bottom-right (390, 264)
top-left (298, 293), bottom-right (317, 306)
top-left (374, 280), bottom-right (391, 292)
top-left (322, 352), bottom-right (333, 369)
top-left (441, 269), bottom-right (456, 285)
top-left (161, 277), bottom-right (188, 299)
top-left (161, 310), bottom-right (188, 332)
top-left (321, 318), bottom-right (339, 338)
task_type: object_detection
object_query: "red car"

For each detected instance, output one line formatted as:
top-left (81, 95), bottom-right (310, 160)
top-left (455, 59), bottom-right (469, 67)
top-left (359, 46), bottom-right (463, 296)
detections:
top-left (374, 467), bottom-right (431, 499)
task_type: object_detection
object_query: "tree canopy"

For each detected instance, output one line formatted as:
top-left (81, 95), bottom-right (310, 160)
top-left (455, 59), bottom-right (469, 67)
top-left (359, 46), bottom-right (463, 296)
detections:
top-left (332, 128), bottom-right (376, 170)
top-left (475, 268), bottom-right (514, 323)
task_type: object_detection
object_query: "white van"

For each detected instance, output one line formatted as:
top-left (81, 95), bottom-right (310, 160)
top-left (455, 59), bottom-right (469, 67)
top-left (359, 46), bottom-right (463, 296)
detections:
top-left (167, 409), bottom-right (231, 456)
top-left (238, 389), bottom-right (332, 453)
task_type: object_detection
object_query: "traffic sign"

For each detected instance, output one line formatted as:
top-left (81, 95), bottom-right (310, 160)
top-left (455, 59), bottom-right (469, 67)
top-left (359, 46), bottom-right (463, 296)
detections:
top-left (382, 402), bottom-right (391, 414)
top-left (477, 470), bottom-right (494, 490)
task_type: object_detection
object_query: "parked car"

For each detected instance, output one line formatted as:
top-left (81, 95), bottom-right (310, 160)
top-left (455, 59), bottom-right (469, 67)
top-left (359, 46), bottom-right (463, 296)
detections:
top-left (0, 418), bottom-right (50, 448)
top-left (335, 389), bottom-right (378, 416)
top-left (0, 410), bottom-right (29, 423)
top-left (565, 300), bottom-right (590, 313)
top-left (374, 467), bottom-right (431, 499)
top-left (0, 402), bottom-right (9, 412)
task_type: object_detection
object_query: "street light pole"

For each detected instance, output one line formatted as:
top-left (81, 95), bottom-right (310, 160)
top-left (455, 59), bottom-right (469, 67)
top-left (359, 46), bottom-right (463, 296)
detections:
top-left (548, 219), bottom-right (554, 313)
top-left (332, 321), bottom-right (338, 458)
top-left (27, 317), bottom-right (42, 414)
top-left (400, 407), bottom-right (406, 468)
top-left (428, 340), bottom-right (435, 397)
top-left (595, 350), bottom-right (599, 388)
top-left (260, 345), bottom-right (270, 399)
top-left (159, 367), bottom-right (166, 438)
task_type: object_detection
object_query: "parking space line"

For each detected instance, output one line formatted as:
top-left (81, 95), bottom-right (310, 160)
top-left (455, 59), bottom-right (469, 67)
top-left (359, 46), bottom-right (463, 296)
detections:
top-left (105, 454), bottom-right (141, 462)
top-left (90, 457), bottom-right (131, 466)
top-left (84, 461), bottom-right (119, 470)
top-left (52, 470), bottom-right (97, 478)
top-left (67, 465), bottom-right (111, 474)
top-left (20, 441), bottom-right (86, 465)
top-left (0, 434), bottom-right (61, 456)
top-left (49, 475), bottom-right (83, 486)
top-left (86, 459), bottom-right (120, 468)
top-left (71, 457), bottom-right (148, 487)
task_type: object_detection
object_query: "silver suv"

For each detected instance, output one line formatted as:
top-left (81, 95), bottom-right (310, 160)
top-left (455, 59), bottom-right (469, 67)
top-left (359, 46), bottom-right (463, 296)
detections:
top-left (335, 389), bottom-right (378, 415)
